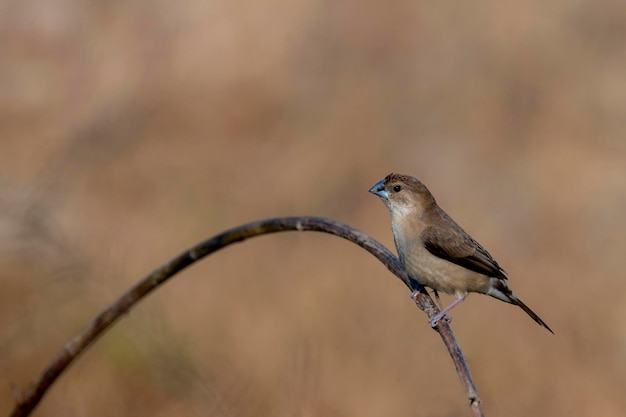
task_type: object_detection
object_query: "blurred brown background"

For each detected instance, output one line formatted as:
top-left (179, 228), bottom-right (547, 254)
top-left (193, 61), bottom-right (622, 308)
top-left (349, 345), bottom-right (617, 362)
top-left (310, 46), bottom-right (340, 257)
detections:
top-left (1, 1), bottom-right (625, 416)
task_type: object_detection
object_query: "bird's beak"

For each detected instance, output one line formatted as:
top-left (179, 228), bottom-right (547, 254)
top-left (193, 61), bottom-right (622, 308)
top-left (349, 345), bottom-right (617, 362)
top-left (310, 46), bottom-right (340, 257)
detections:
top-left (369, 179), bottom-right (388, 200)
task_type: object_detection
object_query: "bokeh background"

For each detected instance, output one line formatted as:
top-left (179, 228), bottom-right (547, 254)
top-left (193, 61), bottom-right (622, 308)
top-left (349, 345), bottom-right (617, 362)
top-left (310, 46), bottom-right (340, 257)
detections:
top-left (2, 1), bottom-right (626, 416)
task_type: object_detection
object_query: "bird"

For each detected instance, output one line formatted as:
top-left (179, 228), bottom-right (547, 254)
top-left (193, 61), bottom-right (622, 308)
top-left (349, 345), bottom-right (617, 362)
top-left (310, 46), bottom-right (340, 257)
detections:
top-left (369, 173), bottom-right (553, 333)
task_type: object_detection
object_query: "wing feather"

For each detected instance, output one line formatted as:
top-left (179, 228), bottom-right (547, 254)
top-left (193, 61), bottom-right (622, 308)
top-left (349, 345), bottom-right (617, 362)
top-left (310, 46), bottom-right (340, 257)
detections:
top-left (421, 210), bottom-right (507, 280)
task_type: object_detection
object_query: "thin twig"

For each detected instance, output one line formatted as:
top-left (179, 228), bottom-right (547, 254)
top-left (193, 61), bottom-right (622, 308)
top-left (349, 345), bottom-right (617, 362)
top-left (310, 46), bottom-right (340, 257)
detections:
top-left (9, 216), bottom-right (483, 417)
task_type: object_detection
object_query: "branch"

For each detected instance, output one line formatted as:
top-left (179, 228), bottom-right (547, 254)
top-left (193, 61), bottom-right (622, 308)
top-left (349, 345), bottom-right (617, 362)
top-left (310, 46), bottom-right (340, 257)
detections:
top-left (9, 216), bottom-right (483, 417)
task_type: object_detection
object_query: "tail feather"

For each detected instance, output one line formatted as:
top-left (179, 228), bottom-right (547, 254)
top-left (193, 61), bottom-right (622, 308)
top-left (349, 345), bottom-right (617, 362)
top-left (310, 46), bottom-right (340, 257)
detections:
top-left (488, 279), bottom-right (554, 334)
top-left (511, 296), bottom-right (554, 334)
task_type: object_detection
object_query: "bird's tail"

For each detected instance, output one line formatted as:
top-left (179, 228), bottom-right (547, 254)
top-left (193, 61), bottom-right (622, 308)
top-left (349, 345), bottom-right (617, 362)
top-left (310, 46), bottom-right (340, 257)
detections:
top-left (511, 296), bottom-right (554, 334)
top-left (488, 279), bottom-right (554, 334)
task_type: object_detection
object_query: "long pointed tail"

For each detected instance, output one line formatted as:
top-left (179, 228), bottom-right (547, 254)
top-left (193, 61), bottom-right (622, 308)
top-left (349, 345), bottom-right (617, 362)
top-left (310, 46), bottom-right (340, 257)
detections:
top-left (511, 296), bottom-right (554, 334)
top-left (489, 279), bottom-right (554, 334)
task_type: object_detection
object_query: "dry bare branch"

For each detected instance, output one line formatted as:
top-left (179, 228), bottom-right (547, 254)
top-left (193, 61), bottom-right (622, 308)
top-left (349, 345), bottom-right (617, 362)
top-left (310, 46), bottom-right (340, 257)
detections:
top-left (9, 216), bottom-right (483, 417)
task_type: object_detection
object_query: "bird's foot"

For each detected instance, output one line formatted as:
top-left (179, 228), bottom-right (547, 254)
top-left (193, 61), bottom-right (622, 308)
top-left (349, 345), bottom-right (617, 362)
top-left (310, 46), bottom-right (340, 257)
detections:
top-left (428, 312), bottom-right (452, 327)
top-left (410, 289), bottom-right (419, 301)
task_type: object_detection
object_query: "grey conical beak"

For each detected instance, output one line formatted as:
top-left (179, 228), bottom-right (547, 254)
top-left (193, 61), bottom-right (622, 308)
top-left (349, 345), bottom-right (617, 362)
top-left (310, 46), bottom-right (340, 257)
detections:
top-left (369, 179), bottom-right (388, 200)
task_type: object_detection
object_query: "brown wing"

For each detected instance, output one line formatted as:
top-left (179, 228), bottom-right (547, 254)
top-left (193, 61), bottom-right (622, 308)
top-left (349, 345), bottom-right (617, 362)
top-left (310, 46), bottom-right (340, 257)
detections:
top-left (421, 209), bottom-right (507, 280)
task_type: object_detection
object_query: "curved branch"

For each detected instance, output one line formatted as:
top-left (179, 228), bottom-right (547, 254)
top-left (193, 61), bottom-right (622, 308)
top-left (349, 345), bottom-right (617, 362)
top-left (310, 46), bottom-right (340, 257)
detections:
top-left (9, 217), bottom-right (483, 417)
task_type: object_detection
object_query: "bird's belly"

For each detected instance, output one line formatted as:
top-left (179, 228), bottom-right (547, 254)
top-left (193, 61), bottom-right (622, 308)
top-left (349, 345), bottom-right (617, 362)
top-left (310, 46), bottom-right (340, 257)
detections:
top-left (399, 245), bottom-right (490, 297)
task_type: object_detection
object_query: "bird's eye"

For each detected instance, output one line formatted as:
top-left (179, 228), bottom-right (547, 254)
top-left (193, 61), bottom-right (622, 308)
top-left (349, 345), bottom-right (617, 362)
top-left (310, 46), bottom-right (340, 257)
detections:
top-left (392, 185), bottom-right (402, 192)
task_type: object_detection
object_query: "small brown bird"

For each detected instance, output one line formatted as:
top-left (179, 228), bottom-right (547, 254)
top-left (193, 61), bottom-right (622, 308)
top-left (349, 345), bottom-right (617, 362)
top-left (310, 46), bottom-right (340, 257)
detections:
top-left (369, 173), bottom-right (553, 333)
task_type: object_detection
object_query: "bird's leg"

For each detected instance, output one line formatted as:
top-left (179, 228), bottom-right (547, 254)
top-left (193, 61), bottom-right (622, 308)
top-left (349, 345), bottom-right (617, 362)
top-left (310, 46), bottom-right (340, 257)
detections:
top-left (432, 289), bottom-right (443, 309)
top-left (429, 296), bottom-right (466, 327)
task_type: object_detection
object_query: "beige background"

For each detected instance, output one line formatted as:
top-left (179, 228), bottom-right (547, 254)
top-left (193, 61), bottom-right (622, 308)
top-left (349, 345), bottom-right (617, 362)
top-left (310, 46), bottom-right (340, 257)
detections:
top-left (2, 1), bottom-right (625, 416)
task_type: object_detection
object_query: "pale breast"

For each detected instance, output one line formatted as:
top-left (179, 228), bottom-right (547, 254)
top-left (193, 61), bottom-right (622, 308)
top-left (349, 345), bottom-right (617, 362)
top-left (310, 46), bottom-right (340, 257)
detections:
top-left (392, 220), bottom-right (491, 297)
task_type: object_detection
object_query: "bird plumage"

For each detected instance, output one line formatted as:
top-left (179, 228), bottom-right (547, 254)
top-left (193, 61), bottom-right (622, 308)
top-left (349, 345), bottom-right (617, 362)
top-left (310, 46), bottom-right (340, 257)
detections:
top-left (369, 173), bottom-right (553, 333)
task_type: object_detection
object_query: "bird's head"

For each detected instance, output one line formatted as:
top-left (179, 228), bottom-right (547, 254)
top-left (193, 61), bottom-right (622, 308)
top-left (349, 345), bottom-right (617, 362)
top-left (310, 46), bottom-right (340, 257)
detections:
top-left (369, 173), bottom-right (436, 217)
